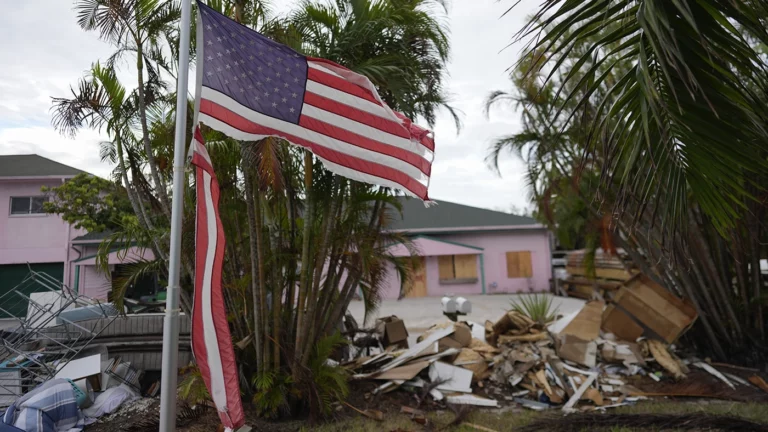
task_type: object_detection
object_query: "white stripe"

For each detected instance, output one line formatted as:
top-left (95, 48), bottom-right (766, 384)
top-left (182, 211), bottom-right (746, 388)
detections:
top-left (201, 87), bottom-right (429, 183)
top-left (202, 171), bottom-right (228, 411)
top-left (198, 113), bottom-right (428, 196)
top-left (301, 104), bottom-right (432, 161)
top-left (307, 61), bottom-right (345, 78)
top-left (305, 81), bottom-right (397, 122)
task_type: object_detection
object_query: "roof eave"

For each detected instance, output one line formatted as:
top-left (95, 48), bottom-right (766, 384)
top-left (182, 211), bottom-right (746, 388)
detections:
top-left (388, 224), bottom-right (547, 234)
top-left (0, 175), bottom-right (79, 181)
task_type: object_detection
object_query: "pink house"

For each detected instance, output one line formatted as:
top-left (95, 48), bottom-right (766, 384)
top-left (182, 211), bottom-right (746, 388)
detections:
top-left (379, 198), bottom-right (553, 299)
top-left (0, 155), bottom-right (153, 316)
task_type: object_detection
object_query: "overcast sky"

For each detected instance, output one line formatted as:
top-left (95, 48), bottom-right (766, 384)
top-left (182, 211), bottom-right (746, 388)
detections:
top-left (0, 0), bottom-right (536, 213)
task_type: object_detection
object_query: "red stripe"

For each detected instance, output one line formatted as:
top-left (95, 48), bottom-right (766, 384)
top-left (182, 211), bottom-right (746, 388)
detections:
top-left (307, 67), bottom-right (380, 105)
top-left (201, 99), bottom-right (428, 199)
top-left (298, 108), bottom-right (431, 176)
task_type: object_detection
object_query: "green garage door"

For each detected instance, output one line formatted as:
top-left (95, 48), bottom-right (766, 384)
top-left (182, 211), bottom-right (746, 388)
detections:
top-left (0, 263), bottom-right (64, 318)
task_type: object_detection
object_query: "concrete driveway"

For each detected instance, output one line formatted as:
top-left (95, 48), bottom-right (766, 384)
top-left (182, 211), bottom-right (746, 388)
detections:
top-left (347, 294), bottom-right (585, 334)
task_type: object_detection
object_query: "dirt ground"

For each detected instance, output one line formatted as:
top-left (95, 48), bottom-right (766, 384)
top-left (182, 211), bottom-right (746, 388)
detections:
top-left (86, 365), bottom-right (768, 432)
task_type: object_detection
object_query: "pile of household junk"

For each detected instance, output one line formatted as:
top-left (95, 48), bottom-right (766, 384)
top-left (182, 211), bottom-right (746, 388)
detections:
top-left (0, 270), bottom-right (190, 432)
top-left (344, 279), bottom-right (768, 417)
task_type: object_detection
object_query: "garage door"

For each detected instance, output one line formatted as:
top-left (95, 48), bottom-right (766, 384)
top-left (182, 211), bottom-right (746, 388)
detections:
top-left (0, 263), bottom-right (64, 318)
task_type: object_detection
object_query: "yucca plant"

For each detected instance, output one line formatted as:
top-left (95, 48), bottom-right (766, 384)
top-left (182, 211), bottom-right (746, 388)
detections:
top-left (510, 293), bottom-right (560, 325)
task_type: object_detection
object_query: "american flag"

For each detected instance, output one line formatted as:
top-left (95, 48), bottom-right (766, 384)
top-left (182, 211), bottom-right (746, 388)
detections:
top-left (195, 1), bottom-right (435, 200)
top-left (188, 126), bottom-right (244, 430)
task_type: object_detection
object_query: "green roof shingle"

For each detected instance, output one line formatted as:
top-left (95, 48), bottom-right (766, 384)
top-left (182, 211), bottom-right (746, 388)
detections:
top-left (387, 197), bottom-right (539, 232)
top-left (0, 154), bottom-right (85, 178)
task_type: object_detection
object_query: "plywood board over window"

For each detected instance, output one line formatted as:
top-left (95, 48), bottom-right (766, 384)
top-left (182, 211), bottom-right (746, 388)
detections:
top-left (506, 251), bottom-right (533, 278)
top-left (438, 254), bottom-right (478, 283)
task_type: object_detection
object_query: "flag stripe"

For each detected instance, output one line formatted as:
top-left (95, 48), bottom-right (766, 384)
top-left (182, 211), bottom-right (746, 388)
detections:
top-left (200, 170), bottom-right (227, 409)
top-left (307, 67), bottom-right (380, 105)
top-left (303, 91), bottom-right (411, 140)
top-left (298, 110), bottom-right (432, 176)
top-left (201, 88), bottom-right (430, 181)
top-left (305, 81), bottom-right (397, 124)
top-left (198, 109), bottom-right (429, 199)
top-left (304, 83), bottom-right (435, 152)
top-left (303, 91), bottom-right (435, 159)
top-left (190, 125), bottom-right (245, 430)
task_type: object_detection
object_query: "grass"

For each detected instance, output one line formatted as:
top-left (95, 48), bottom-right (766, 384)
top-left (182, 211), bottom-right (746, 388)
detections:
top-left (310, 400), bottom-right (768, 431)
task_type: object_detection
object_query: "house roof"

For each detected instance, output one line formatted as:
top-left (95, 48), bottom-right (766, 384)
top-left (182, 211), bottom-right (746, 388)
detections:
top-left (72, 230), bottom-right (114, 243)
top-left (0, 154), bottom-right (85, 178)
top-left (387, 235), bottom-right (484, 257)
top-left (388, 197), bottom-right (541, 233)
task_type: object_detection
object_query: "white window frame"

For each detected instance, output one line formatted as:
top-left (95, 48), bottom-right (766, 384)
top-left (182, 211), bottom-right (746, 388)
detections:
top-left (9, 196), bottom-right (48, 217)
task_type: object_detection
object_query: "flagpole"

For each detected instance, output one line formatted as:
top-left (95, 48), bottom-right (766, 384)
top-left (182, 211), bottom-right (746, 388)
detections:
top-left (159, 0), bottom-right (192, 430)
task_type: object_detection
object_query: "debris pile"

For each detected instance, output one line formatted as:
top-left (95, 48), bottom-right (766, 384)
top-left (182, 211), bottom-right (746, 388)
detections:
top-left (344, 284), bottom-right (768, 414)
top-left (0, 269), bottom-right (185, 431)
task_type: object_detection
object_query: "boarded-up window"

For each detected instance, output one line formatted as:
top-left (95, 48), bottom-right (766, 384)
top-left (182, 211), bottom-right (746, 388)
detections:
top-left (438, 254), bottom-right (478, 282)
top-left (506, 251), bottom-right (533, 278)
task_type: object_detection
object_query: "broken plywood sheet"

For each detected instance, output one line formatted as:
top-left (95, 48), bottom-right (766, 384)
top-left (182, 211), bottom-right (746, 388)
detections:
top-left (429, 361), bottom-right (473, 393)
top-left (560, 300), bottom-right (604, 341)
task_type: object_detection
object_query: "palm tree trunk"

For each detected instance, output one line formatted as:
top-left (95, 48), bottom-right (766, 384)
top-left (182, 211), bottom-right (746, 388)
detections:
top-left (294, 151), bottom-right (313, 371)
top-left (300, 182), bottom-right (340, 364)
top-left (251, 174), bottom-right (270, 371)
top-left (241, 151), bottom-right (263, 371)
top-left (135, 41), bottom-right (171, 218)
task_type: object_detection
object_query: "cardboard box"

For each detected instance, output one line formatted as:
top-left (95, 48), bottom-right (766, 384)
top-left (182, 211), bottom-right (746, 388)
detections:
top-left (613, 275), bottom-right (697, 343)
top-left (376, 316), bottom-right (409, 349)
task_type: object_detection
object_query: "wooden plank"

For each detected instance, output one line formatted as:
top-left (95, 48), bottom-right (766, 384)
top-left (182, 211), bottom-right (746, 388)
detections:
top-left (614, 276), bottom-right (696, 343)
top-left (601, 304), bottom-right (644, 341)
top-left (454, 254), bottom-right (478, 279)
top-left (518, 251), bottom-right (533, 278)
top-left (566, 266), bottom-right (635, 281)
top-left (506, 252), bottom-right (521, 278)
top-left (406, 257), bottom-right (428, 298)
top-left (438, 256), bottom-right (455, 280)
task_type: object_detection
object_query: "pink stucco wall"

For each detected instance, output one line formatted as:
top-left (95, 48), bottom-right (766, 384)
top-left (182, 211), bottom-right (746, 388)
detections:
top-left (0, 179), bottom-right (85, 266)
top-left (379, 229), bottom-right (552, 299)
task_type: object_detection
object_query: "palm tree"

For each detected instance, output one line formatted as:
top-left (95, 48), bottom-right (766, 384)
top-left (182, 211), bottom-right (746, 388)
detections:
top-left (509, 0), bottom-right (768, 244)
top-left (75, 0), bottom-right (182, 218)
top-left (290, 0), bottom-right (460, 127)
top-left (491, 5), bottom-right (768, 362)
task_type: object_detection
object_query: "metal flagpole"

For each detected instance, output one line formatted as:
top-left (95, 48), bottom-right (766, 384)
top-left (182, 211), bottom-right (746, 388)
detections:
top-left (159, 0), bottom-right (192, 430)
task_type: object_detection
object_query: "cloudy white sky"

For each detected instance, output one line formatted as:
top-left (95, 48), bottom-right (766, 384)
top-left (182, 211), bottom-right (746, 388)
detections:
top-left (0, 0), bottom-right (536, 212)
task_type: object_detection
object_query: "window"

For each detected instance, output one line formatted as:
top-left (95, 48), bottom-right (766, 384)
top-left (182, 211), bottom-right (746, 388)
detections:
top-left (10, 196), bottom-right (48, 215)
top-left (506, 251), bottom-right (533, 278)
top-left (438, 254), bottom-right (478, 283)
